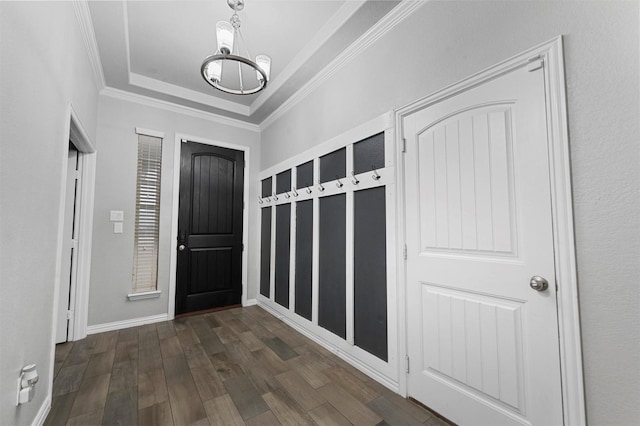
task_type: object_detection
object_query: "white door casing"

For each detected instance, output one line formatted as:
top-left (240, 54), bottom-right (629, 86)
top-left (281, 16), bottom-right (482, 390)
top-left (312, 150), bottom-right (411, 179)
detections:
top-left (403, 60), bottom-right (563, 424)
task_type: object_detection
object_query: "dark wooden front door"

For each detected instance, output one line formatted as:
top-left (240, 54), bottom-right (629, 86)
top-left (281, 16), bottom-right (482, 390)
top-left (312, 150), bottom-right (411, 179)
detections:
top-left (176, 141), bottom-right (244, 315)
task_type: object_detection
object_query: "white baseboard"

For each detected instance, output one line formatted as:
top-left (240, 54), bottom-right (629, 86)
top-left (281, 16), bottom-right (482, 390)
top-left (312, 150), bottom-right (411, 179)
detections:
top-left (33, 394), bottom-right (51, 426)
top-left (86, 313), bottom-right (169, 335)
top-left (256, 301), bottom-right (399, 393)
top-left (244, 298), bottom-right (258, 307)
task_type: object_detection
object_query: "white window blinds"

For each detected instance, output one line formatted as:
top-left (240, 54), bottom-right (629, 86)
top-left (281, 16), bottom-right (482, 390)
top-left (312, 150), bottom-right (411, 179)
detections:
top-left (132, 134), bottom-right (162, 293)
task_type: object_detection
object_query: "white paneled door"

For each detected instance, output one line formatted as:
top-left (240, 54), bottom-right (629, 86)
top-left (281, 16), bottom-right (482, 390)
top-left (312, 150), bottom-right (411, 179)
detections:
top-left (403, 63), bottom-right (563, 425)
top-left (57, 148), bottom-right (79, 343)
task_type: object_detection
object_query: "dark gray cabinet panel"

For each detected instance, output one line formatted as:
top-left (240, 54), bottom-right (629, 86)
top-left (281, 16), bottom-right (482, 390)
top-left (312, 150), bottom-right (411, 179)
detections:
top-left (353, 132), bottom-right (385, 175)
top-left (261, 177), bottom-right (272, 198)
top-left (320, 148), bottom-right (346, 183)
top-left (318, 194), bottom-right (346, 338)
top-left (354, 187), bottom-right (387, 361)
top-left (276, 169), bottom-right (291, 194)
top-left (260, 207), bottom-right (272, 297)
top-left (294, 200), bottom-right (313, 321)
top-left (275, 204), bottom-right (291, 308)
top-left (297, 161), bottom-right (314, 189)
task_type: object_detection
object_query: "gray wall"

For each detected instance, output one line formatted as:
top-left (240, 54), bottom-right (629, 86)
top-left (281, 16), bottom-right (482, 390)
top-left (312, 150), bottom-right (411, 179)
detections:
top-left (0, 2), bottom-right (100, 424)
top-left (260, 1), bottom-right (639, 424)
top-left (89, 95), bottom-right (261, 326)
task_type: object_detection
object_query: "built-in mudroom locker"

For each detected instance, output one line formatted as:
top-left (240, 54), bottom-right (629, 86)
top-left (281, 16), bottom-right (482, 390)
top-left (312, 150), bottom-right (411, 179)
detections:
top-left (257, 114), bottom-right (399, 389)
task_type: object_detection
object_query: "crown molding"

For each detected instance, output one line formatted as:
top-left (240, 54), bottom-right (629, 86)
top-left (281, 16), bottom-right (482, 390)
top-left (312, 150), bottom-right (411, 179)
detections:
top-left (129, 73), bottom-right (251, 116)
top-left (72, 0), bottom-right (106, 90)
top-left (259, 0), bottom-right (425, 131)
top-left (100, 87), bottom-right (260, 132)
top-left (249, 0), bottom-right (366, 114)
top-left (122, 0), bottom-right (132, 75)
top-left (122, 1), bottom-right (250, 117)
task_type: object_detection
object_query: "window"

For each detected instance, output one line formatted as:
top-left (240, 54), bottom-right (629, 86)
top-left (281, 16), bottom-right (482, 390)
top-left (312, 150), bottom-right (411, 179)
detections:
top-left (132, 133), bottom-right (162, 294)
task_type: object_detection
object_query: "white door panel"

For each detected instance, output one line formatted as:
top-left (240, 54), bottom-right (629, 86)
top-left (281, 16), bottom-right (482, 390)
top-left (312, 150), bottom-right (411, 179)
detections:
top-left (404, 64), bottom-right (563, 425)
top-left (56, 149), bottom-right (78, 344)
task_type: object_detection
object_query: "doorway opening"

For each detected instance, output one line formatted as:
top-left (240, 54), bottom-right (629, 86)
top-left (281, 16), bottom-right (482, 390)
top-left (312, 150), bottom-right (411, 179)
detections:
top-left (53, 105), bottom-right (97, 344)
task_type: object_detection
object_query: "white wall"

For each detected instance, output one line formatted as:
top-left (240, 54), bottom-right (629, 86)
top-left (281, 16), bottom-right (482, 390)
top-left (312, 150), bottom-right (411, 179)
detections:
top-left (0, 2), bottom-right (100, 424)
top-left (260, 1), bottom-right (639, 425)
top-left (88, 94), bottom-right (261, 327)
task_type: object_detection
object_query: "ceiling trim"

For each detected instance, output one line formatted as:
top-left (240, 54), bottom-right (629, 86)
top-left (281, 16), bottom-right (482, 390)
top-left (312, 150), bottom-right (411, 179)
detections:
top-left (101, 87), bottom-right (260, 132)
top-left (249, 1), bottom-right (367, 114)
top-left (73, 0), bottom-right (106, 90)
top-left (123, 1), bottom-right (254, 117)
top-left (129, 73), bottom-right (251, 116)
top-left (122, 0), bottom-right (132, 75)
top-left (259, 0), bottom-right (425, 131)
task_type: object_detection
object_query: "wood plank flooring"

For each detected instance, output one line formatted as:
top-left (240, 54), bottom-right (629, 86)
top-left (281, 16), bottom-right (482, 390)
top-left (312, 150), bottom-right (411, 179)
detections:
top-left (46, 306), bottom-right (448, 426)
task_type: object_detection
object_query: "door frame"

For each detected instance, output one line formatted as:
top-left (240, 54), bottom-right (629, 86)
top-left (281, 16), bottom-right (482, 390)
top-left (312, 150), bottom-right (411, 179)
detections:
top-left (169, 133), bottom-right (250, 318)
top-left (394, 36), bottom-right (585, 425)
top-left (50, 103), bottom-right (97, 394)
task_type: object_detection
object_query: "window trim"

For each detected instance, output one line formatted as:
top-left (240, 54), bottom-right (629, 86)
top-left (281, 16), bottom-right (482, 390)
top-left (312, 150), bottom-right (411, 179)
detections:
top-left (131, 132), bottom-right (163, 295)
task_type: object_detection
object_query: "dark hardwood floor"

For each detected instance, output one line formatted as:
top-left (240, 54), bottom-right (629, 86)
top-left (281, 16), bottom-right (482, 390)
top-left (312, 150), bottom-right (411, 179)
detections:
top-left (46, 306), bottom-right (446, 426)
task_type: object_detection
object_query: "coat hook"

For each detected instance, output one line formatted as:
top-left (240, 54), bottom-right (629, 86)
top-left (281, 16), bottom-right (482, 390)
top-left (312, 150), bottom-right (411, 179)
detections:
top-left (258, 196), bottom-right (263, 205)
top-left (284, 192), bottom-right (290, 199)
top-left (306, 186), bottom-right (312, 194)
top-left (318, 181), bottom-right (325, 192)
top-left (351, 171), bottom-right (360, 185)
top-left (335, 175), bottom-right (343, 188)
top-left (292, 187), bottom-right (299, 197)
top-left (272, 192), bottom-right (279, 200)
top-left (372, 166), bottom-right (381, 181)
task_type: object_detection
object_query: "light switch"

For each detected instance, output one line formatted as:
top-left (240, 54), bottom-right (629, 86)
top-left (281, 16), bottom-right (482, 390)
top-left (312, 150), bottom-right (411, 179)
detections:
top-left (113, 222), bottom-right (123, 234)
top-left (110, 210), bottom-right (124, 222)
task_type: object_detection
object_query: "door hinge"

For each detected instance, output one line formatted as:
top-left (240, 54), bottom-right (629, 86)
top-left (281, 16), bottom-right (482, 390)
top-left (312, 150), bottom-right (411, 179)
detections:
top-left (403, 244), bottom-right (407, 260)
top-left (70, 239), bottom-right (77, 249)
top-left (402, 137), bottom-right (407, 153)
top-left (405, 355), bottom-right (410, 373)
top-left (181, 138), bottom-right (187, 143)
top-left (527, 56), bottom-right (544, 72)
top-left (74, 170), bottom-right (80, 180)
top-left (66, 310), bottom-right (73, 320)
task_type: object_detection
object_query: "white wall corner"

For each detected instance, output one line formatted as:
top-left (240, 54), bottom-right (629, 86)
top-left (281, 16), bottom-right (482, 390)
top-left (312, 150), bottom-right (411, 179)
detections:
top-left (72, 0), bottom-right (106, 90)
top-left (244, 298), bottom-right (258, 307)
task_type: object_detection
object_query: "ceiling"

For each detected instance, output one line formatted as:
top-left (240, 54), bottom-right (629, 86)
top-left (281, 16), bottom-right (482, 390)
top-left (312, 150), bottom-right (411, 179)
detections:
top-left (88, 0), bottom-right (401, 125)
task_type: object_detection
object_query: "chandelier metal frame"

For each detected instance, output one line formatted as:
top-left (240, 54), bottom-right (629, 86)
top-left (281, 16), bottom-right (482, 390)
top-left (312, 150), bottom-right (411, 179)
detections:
top-left (201, 0), bottom-right (270, 95)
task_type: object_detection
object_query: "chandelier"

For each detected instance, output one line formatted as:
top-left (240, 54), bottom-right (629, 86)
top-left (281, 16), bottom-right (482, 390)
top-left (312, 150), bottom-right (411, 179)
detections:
top-left (201, 0), bottom-right (271, 95)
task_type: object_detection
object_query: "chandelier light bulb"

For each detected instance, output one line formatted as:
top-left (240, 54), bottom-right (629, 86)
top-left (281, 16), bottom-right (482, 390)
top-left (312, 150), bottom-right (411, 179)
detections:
top-left (207, 61), bottom-right (222, 82)
top-left (216, 21), bottom-right (234, 54)
top-left (255, 55), bottom-right (271, 81)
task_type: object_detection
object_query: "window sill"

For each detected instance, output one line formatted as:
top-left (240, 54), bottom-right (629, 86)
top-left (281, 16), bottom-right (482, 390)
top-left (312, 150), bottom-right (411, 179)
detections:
top-left (127, 290), bottom-right (161, 301)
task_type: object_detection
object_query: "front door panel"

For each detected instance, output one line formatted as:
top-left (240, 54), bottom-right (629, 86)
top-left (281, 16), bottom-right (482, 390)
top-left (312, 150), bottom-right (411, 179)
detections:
top-left (176, 142), bottom-right (244, 315)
